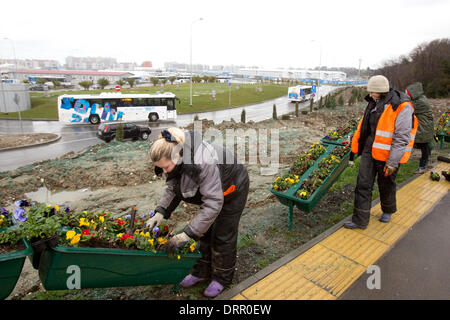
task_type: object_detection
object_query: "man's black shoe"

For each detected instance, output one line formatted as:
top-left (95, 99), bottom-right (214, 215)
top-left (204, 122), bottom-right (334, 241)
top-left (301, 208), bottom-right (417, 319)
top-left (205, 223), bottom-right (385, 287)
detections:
top-left (343, 222), bottom-right (367, 230)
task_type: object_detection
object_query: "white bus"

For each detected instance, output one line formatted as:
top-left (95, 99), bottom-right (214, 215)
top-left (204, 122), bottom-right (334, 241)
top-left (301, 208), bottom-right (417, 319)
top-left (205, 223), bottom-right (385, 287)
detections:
top-left (288, 85), bottom-right (313, 102)
top-left (57, 92), bottom-right (180, 124)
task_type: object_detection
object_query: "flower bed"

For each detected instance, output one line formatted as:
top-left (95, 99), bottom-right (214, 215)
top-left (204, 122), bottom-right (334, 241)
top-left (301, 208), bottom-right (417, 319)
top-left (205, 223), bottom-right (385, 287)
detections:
top-left (0, 217), bottom-right (33, 300)
top-left (5, 201), bottom-right (201, 290)
top-left (272, 142), bottom-right (326, 192)
top-left (435, 109), bottom-right (450, 146)
top-left (270, 144), bottom-right (351, 229)
top-left (320, 119), bottom-right (358, 146)
top-left (296, 146), bottom-right (350, 201)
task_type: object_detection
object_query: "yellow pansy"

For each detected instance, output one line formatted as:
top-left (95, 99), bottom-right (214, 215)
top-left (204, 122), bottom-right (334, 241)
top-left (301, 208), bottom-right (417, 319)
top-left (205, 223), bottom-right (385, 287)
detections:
top-left (275, 176), bottom-right (280, 181)
top-left (99, 216), bottom-right (105, 223)
top-left (148, 239), bottom-right (154, 245)
top-left (70, 234), bottom-right (81, 245)
top-left (177, 255), bottom-right (181, 260)
top-left (66, 230), bottom-right (76, 240)
top-left (83, 211), bottom-right (87, 215)
top-left (47, 204), bottom-right (51, 208)
top-left (79, 218), bottom-right (90, 227)
top-left (54, 205), bottom-right (59, 211)
top-left (158, 237), bottom-right (167, 245)
top-left (90, 220), bottom-right (97, 230)
top-left (273, 185), bottom-right (279, 190)
top-left (144, 232), bottom-right (150, 238)
top-left (117, 233), bottom-right (124, 238)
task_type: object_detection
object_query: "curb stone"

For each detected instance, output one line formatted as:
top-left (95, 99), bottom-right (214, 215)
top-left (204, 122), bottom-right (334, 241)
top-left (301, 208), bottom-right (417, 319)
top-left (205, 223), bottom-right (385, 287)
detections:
top-left (0, 134), bottom-right (61, 152)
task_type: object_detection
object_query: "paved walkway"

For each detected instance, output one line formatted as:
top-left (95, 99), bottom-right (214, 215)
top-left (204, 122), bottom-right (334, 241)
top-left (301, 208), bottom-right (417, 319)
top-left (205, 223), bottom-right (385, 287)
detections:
top-left (218, 160), bottom-right (450, 300)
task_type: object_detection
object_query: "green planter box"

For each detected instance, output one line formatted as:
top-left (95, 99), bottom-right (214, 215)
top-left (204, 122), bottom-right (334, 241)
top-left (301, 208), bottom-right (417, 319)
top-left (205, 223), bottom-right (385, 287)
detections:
top-left (436, 132), bottom-right (450, 149)
top-left (320, 129), bottom-right (355, 146)
top-left (38, 244), bottom-right (201, 290)
top-left (0, 238), bottom-right (33, 300)
top-left (270, 144), bottom-right (350, 229)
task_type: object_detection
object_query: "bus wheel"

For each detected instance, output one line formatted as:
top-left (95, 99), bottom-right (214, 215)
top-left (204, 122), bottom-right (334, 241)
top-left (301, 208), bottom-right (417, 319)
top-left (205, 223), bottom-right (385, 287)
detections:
top-left (89, 115), bottom-right (100, 124)
top-left (148, 113), bottom-right (159, 122)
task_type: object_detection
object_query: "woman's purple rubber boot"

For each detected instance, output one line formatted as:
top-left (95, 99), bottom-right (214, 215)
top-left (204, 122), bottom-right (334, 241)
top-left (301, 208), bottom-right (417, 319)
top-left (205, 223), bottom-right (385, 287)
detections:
top-left (203, 279), bottom-right (224, 298)
top-left (179, 274), bottom-right (205, 288)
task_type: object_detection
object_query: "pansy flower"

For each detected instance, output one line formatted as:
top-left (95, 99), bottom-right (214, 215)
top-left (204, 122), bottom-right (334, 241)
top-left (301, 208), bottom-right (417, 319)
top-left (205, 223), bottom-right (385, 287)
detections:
top-left (14, 208), bottom-right (28, 222)
top-left (152, 226), bottom-right (160, 237)
top-left (0, 208), bottom-right (9, 216)
top-left (14, 199), bottom-right (30, 207)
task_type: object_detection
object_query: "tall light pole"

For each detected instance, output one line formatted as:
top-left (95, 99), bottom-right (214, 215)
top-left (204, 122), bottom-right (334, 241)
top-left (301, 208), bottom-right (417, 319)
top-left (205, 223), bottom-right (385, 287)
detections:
top-left (310, 40), bottom-right (322, 96)
top-left (190, 18), bottom-right (203, 107)
top-left (4, 37), bottom-right (22, 132)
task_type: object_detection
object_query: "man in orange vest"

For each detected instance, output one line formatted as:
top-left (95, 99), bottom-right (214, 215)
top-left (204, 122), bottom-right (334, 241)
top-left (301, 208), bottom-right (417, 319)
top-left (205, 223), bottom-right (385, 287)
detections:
top-left (344, 75), bottom-right (418, 229)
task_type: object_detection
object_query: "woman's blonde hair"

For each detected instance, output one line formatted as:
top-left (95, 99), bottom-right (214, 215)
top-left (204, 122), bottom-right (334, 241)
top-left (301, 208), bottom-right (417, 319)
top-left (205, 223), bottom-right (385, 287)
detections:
top-left (150, 127), bottom-right (185, 162)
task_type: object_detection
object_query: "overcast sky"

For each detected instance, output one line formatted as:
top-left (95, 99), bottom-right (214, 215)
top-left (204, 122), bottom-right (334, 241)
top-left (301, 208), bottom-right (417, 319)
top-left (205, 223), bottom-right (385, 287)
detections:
top-left (0, 0), bottom-right (449, 70)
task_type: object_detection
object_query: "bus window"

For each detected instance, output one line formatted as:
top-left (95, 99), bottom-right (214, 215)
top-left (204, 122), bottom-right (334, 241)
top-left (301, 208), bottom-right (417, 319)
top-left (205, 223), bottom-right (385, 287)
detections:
top-left (134, 98), bottom-right (146, 106)
top-left (150, 98), bottom-right (161, 106)
top-left (160, 98), bottom-right (167, 106)
top-left (167, 99), bottom-right (175, 110)
top-left (108, 99), bottom-right (119, 108)
top-left (120, 98), bottom-right (133, 107)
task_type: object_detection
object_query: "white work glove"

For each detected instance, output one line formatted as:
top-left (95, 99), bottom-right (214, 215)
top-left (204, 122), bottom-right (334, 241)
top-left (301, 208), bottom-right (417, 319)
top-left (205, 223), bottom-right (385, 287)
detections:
top-left (145, 211), bottom-right (164, 229)
top-left (166, 232), bottom-right (191, 253)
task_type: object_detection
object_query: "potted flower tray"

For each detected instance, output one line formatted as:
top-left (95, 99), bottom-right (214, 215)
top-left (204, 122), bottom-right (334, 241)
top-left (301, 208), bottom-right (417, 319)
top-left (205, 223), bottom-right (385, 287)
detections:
top-left (270, 144), bottom-right (350, 229)
top-left (0, 229), bottom-right (33, 300)
top-left (38, 244), bottom-right (201, 290)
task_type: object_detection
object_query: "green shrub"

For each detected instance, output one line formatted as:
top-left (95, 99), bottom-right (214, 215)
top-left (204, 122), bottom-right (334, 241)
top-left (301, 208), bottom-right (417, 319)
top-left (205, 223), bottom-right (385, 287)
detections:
top-left (115, 123), bottom-right (124, 141)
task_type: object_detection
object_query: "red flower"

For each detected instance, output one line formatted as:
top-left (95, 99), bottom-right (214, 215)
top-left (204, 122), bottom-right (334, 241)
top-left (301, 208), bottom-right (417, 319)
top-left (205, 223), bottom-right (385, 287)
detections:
top-left (120, 234), bottom-right (134, 241)
top-left (82, 229), bottom-right (94, 236)
top-left (116, 219), bottom-right (126, 226)
top-left (164, 225), bottom-right (168, 231)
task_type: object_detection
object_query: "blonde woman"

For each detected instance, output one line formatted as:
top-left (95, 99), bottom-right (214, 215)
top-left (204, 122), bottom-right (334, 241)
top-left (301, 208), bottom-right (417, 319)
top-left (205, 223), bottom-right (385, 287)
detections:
top-left (147, 127), bottom-right (249, 298)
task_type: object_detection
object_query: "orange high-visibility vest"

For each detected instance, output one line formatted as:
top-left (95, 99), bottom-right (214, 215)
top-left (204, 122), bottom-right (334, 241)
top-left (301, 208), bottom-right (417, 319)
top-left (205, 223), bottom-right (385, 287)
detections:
top-left (351, 101), bottom-right (418, 164)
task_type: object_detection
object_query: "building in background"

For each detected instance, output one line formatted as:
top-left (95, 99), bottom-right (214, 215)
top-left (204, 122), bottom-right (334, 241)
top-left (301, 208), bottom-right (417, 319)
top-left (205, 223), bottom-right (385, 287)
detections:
top-left (7, 69), bottom-right (133, 85)
top-left (0, 58), bottom-right (60, 70)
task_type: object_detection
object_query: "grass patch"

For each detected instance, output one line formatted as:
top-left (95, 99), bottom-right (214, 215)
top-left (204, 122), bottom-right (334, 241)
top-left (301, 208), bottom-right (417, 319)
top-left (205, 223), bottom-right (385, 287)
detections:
top-left (0, 83), bottom-right (288, 120)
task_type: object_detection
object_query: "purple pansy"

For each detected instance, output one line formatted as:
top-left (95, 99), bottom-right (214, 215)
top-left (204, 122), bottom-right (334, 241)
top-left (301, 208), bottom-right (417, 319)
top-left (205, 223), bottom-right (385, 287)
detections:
top-left (64, 204), bottom-right (70, 214)
top-left (149, 210), bottom-right (155, 218)
top-left (0, 208), bottom-right (9, 216)
top-left (14, 199), bottom-right (30, 208)
top-left (124, 214), bottom-right (131, 220)
top-left (14, 208), bottom-right (28, 222)
top-left (152, 226), bottom-right (160, 237)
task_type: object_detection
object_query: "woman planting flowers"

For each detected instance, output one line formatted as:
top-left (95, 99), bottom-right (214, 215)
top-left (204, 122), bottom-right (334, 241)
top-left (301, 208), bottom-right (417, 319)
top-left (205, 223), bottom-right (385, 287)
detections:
top-left (146, 127), bottom-right (249, 297)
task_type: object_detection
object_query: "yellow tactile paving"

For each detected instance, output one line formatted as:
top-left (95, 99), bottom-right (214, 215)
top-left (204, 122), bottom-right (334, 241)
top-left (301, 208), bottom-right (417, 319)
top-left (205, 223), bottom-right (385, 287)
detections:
top-left (353, 216), bottom-right (408, 245)
top-left (231, 294), bottom-right (248, 300)
top-left (232, 161), bottom-right (450, 300)
top-left (320, 229), bottom-right (390, 267)
top-left (241, 270), bottom-right (336, 300)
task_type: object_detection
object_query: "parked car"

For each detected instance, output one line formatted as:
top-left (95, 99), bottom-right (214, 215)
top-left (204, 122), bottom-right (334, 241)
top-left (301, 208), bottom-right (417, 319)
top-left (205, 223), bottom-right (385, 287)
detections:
top-left (96, 122), bottom-right (151, 143)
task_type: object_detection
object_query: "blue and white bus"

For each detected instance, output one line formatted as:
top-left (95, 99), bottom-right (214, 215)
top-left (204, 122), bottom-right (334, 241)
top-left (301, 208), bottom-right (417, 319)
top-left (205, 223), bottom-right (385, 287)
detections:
top-left (58, 92), bottom-right (180, 124)
top-left (287, 85), bottom-right (312, 102)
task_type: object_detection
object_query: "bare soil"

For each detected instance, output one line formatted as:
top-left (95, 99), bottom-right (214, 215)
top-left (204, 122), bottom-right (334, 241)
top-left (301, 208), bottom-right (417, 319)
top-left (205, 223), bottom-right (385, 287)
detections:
top-left (0, 133), bottom-right (59, 149)
top-left (1, 89), bottom-right (449, 300)
top-left (0, 242), bottom-right (25, 255)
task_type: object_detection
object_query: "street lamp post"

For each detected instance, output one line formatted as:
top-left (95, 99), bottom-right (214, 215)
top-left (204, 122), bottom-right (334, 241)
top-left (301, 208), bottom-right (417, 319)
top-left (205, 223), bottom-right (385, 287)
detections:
top-left (4, 37), bottom-right (22, 132)
top-left (190, 18), bottom-right (203, 107)
top-left (310, 40), bottom-right (322, 96)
